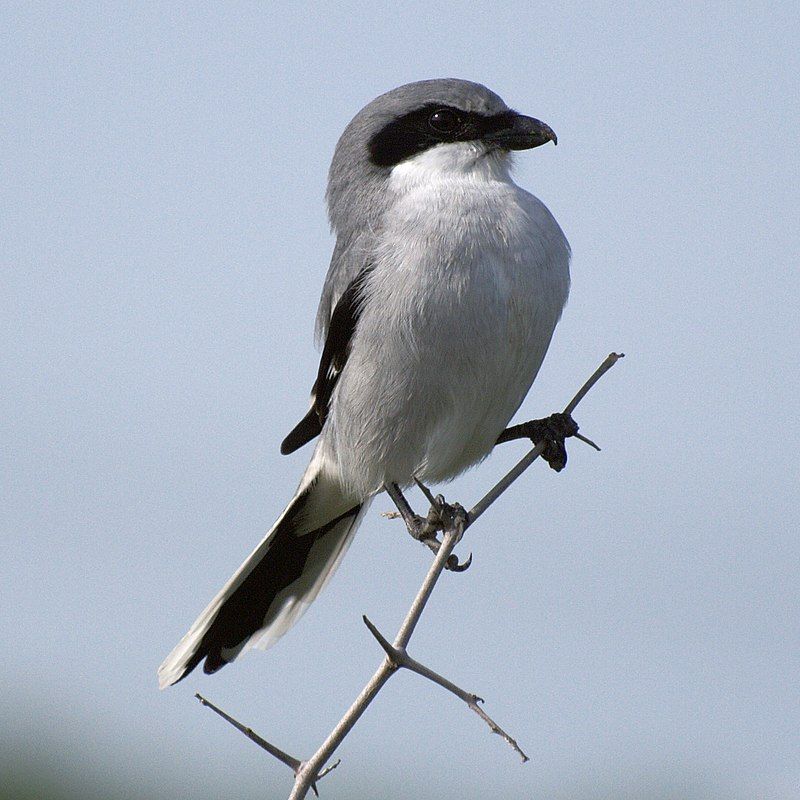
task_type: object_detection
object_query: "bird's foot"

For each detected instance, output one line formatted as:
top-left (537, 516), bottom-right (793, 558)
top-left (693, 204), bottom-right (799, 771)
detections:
top-left (384, 481), bottom-right (471, 571)
top-left (412, 479), bottom-right (471, 572)
top-left (497, 412), bottom-right (580, 472)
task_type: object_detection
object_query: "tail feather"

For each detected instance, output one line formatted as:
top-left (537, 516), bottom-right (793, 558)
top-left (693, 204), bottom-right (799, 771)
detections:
top-left (158, 460), bottom-right (367, 688)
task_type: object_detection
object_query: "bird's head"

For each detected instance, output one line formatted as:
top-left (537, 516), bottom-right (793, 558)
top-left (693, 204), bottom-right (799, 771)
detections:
top-left (327, 79), bottom-right (556, 235)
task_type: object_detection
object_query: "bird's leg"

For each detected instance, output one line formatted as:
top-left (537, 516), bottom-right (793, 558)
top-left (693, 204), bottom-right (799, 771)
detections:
top-left (496, 412), bottom-right (581, 472)
top-left (385, 483), bottom-right (431, 541)
top-left (384, 481), bottom-right (471, 572)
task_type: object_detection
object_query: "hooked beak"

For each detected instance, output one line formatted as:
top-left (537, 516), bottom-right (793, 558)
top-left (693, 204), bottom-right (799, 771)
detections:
top-left (486, 113), bottom-right (557, 150)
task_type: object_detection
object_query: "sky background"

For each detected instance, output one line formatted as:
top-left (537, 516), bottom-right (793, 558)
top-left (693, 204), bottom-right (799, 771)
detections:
top-left (2, 2), bottom-right (799, 798)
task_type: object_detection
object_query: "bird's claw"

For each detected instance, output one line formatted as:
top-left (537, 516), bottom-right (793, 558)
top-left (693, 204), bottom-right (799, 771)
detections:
top-left (446, 551), bottom-right (472, 572)
top-left (402, 486), bottom-right (470, 571)
top-left (519, 411), bottom-right (579, 472)
top-left (425, 495), bottom-right (470, 572)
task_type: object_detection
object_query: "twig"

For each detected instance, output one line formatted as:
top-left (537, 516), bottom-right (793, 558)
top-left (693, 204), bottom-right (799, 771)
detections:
top-left (193, 353), bottom-right (624, 799)
top-left (468, 352), bottom-right (623, 525)
top-left (194, 694), bottom-right (337, 797)
top-left (195, 693), bottom-right (302, 772)
top-left (287, 520), bottom-right (464, 798)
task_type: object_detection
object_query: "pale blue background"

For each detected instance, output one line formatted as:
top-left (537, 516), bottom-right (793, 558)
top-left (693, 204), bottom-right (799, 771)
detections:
top-left (2, 3), bottom-right (799, 798)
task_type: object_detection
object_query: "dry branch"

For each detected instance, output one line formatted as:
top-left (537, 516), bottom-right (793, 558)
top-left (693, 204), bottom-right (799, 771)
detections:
top-left (196, 352), bottom-right (624, 799)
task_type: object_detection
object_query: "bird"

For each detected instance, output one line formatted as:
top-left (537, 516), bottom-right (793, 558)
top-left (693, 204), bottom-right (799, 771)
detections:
top-left (158, 78), bottom-right (572, 689)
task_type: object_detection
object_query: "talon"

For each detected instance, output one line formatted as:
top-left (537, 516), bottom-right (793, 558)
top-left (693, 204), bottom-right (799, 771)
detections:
top-left (449, 503), bottom-right (469, 535)
top-left (446, 551), bottom-right (472, 572)
top-left (419, 495), bottom-right (469, 569)
top-left (515, 412), bottom-right (579, 472)
top-left (550, 411), bottom-right (579, 439)
top-left (542, 438), bottom-right (568, 472)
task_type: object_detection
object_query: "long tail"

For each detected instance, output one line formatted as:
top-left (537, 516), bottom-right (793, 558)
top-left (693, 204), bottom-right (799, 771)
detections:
top-left (158, 455), bottom-right (369, 688)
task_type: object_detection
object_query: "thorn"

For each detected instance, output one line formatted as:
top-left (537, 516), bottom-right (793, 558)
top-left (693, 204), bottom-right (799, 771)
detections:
top-left (317, 759), bottom-right (341, 780)
top-left (413, 476), bottom-right (438, 507)
top-left (362, 615), bottom-right (399, 663)
top-left (574, 431), bottom-right (601, 451)
top-left (309, 758), bottom-right (341, 796)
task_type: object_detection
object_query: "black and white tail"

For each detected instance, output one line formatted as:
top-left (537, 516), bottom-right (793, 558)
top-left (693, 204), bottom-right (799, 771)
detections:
top-left (158, 458), bottom-right (368, 688)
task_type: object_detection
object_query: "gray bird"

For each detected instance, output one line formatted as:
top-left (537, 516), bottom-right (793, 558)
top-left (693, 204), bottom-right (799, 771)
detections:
top-left (158, 78), bottom-right (571, 689)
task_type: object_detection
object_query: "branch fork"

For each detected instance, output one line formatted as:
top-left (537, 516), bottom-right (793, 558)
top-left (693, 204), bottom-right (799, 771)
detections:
top-left (361, 613), bottom-right (529, 762)
top-left (194, 353), bottom-right (624, 799)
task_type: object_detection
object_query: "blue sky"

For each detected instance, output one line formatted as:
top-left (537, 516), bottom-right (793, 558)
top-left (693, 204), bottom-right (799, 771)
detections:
top-left (2, 3), bottom-right (799, 798)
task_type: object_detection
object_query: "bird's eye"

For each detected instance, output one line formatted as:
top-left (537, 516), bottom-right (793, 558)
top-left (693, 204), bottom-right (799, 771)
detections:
top-left (428, 108), bottom-right (461, 133)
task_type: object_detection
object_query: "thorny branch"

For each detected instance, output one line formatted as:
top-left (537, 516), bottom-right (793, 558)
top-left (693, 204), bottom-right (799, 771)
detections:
top-left (195, 352), bottom-right (624, 799)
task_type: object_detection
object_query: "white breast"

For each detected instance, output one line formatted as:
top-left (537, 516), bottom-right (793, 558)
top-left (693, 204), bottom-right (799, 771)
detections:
top-left (321, 143), bottom-right (571, 496)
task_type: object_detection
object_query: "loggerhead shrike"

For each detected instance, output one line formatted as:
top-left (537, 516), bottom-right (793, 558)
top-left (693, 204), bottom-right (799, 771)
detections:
top-left (158, 79), bottom-right (572, 689)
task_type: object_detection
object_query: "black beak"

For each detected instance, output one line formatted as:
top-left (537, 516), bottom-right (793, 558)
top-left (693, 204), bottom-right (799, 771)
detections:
top-left (487, 113), bottom-right (557, 150)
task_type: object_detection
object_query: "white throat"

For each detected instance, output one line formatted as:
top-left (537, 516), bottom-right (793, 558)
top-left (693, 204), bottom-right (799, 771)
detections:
top-left (388, 142), bottom-right (513, 193)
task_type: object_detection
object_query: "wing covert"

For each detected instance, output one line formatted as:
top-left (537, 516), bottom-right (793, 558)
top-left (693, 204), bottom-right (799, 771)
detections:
top-left (281, 267), bottom-right (373, 455)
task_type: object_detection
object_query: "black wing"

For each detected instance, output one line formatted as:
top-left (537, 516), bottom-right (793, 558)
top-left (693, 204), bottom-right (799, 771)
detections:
top-left (281, 268), bottom-right (372, 455)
